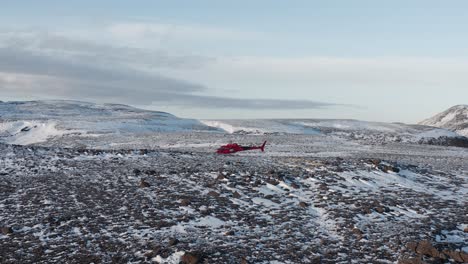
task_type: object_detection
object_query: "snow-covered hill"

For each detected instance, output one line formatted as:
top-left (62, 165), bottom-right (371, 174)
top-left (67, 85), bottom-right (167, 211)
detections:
top-left (0, 100), bottom-right (218, 145)
top-left (419, 105), bottom-right (468, 137)
top-left (201, 119), bottom-right (466, 146)
top-left (0, 100), bottom-right (466, 148)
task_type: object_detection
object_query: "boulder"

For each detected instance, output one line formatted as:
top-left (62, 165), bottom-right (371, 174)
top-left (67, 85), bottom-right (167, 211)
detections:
top-left (460, 251), bottom-right (468, 262)
top-left (167, 237), bottom-right (179, 246)
top-left (180, 199), bottom-right (191, 206)
top-left (352, 227), bottom-right (364, 240)
top-left (443, 250), bottom-right (464, 263)
top-left (216, 173), bottom-right (226, 180)
top-left (290, 182), bottom-right (300, 189)
top-left (415, 240), bottom-right (439, 258)
top-left (406, 241), bottom-right (418, 252)
top-left (224, 230), bottom-right (235, 236)
top-left (207, 191), bottom-right (220, 197)
top-left (139, 179), bottom-right (150, 188)
top-left (180, 252), bottom-right (201, 264)
top-left (1, 226), bottom-right (13, 235)
top-left (398, 256), bottom-right (423, 264)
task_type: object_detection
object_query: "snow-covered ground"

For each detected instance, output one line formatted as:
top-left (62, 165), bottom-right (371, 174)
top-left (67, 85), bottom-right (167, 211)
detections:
top-left (201, 119), bottom-right (466, 146)
top-left (1, 101), bottom-right (467, 149)
top-left (0, 100), bottom-right (467, 263)
top-left (0, 133), bottom-right (467, 263)
top-left (0, 100), bottom-right (220, 145)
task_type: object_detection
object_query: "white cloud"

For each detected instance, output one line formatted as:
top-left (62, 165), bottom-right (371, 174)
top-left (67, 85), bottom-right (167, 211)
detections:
top-left (107, 22), bottom-right (258, 45)
top-left (157, 56), bottom-right (468, 101)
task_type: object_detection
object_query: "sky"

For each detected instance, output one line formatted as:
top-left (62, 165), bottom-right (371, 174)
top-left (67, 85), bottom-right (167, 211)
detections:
top-left (1, 0), bottom-right (467, 123)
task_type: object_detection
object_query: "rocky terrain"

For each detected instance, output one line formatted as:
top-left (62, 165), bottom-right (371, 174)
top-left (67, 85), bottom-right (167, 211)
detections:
top-left (0, 100), bottom-right (467, 263)
top-left (0, 137), bottom-right (466, 263)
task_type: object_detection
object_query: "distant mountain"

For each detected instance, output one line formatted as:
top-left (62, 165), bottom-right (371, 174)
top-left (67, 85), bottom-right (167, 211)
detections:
top-left (419, 105), bottom-right (468, 137)
top-left (201, 118), bottom-right (468, 147)
top-left (0, 100), bottom-right (218, 145)
top-left (0, 100), bottom-right (466, 148)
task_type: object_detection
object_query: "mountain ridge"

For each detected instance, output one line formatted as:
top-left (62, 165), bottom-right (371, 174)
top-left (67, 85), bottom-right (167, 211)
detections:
top-left (419, 104), bottom-right (468, 137)
top-left (0, 100), bottom-right (466, 148)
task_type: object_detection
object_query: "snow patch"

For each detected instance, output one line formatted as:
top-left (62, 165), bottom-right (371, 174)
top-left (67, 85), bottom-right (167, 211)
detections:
top-left (152, 251), bottom-right (185, 264)
top-left (0, 121), bottom-right (80, 145)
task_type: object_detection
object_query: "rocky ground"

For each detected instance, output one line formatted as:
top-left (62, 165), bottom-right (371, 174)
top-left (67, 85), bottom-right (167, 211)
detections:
top-left (0, 137), bottom-right (467, 263)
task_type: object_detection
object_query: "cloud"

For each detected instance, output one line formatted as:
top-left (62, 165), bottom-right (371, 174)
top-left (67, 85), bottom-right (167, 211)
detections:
top-left (107, 22), bottom-right (256, 42)
top-left (147, 93), bottom-right (336, 109)
top-left (0, 31), bottom-right (214, 69)
top-left (0, 31), bottom-right (338, 109)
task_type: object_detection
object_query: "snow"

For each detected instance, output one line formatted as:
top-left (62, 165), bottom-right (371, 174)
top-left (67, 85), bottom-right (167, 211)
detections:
top-left (1, 100), bottom-right (465, 148)
top-left (0, 100), bottom-right (218, 145)
top-left (0, 100), bottom-right (467, 263)
top-left (201, 118), bottom-right (463, 144)
top-left (420, 104), bottom-right (468, 137)
top-left (152, 251), bottom-right (185, 264)
top-left (414, 128), bottom-right (461, 140)
top-left (0, 121), bottom-right (80, 145)
top-left (200, 119), bottom-right (320, 135)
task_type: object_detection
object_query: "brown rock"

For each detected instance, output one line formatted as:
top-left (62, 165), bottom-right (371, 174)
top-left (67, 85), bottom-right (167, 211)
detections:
top-left (216, 173), bottom-right (226, 180)
top-left (415, 240), bottom-right (439, 258)
top-left (266, 179), bottom-right (279, 186)
top-left (290, 182), bottom-right (300, 189)
top-left (1, 226), bottom-right (13, 235)
top-left (224, 230), bottom-right (235, 236)
top-left (398, 256), bottom-right (423, 264)
top-left (369, 159), bottom-right (381, 166)
top-left (406, 241), bottom-right (418, 252)
top-left (139, 179), bottom-right (150, 188)
top-left (232, 191), bottom-right (241, 199)
top-left (375, 206), bottom-right (385, 213)
top-left (445, 250), bottom-right (464, 263)
top-left (362, 207), bottom-right (372, 214)
top-left (464, 226), bottom-right (468, 233)
top-left (180, 199), bottom-right (191, 206)
top-left (298, 201), bottom-right (308, 208)
top-left (180, 252), bottom-right (200, 264)
top-left (318, 184), bottom-right (328, 191)
top-left (144, 250), bottom-right (155, 258)
top-left (207, 191), bottom-right (220, 197)
top-left (168, 237), bottom-right (179, 246)
top-left (352, 227), bottom-right (363, 235)
top-left (352, 227), bottom-right (364, 240)
top-left (460, 251), bottom-right (468, 262)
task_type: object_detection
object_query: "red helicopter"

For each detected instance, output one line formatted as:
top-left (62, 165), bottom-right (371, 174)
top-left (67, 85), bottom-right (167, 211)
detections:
top-left (217, 141), bottom-right (267, 154)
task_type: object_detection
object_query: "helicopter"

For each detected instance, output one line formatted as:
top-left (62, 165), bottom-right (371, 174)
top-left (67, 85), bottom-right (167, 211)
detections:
top-left (216, 141), bottom-right (267, 154)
